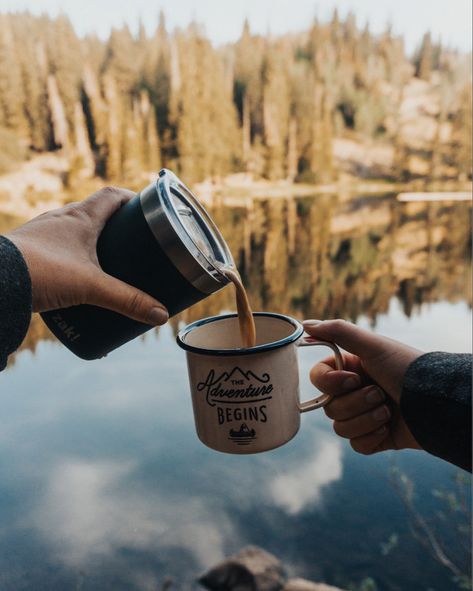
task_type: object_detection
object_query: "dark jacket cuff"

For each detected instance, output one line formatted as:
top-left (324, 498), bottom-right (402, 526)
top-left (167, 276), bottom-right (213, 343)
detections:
top-left (0, 235), bottom-right (32, 370)
top-left (401, 352), bottom-right (472, 472)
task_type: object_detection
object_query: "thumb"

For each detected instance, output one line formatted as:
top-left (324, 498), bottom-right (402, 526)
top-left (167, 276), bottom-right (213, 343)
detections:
top-left (303, 319), bottom-right (422, 403)
top-left (303, 319), bottom-right (393, 360)
top-left (88, 271), bottom-right (168, 325)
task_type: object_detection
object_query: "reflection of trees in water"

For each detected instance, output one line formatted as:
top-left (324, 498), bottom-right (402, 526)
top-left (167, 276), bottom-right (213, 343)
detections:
top-left (177, 195), bottom-right (471, 332)
top-left (8, 195), bottom-right (472, 355)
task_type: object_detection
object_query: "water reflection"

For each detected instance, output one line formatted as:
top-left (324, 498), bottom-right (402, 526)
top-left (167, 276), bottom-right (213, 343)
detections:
top-left (9, 193), bottom-right (472, 358)
top-left (35, 457), bottom-right (233, 569)
top-left (269, 435), bottom-right (343, 515)
top-left (1, 193), bottom-right (471, 591)
top-left (5, 315), bottom-right (467, 590)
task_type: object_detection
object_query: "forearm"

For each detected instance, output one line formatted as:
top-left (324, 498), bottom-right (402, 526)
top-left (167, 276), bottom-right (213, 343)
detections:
top-left (0, 236), bottom-right (32, 370)
top-left (401, 352), bottom-right (472, 472)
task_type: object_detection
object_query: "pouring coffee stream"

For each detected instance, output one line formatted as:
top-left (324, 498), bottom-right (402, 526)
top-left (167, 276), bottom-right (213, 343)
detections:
top-left (217, 265), bottom-right (257, 349)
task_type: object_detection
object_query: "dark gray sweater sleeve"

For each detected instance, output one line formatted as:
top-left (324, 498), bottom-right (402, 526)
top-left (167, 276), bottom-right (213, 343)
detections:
top-left (0, 236), bottom-right (32, 370)
top-left (401, 352), bottom-right (472, 472)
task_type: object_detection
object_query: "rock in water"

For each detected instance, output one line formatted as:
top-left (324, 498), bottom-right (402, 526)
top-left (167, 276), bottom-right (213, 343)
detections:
top-left (198, 546), bottom-right (286, 591)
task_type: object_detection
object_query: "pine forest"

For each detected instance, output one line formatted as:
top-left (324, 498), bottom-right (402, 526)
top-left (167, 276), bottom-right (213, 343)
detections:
top-left (0, 11), bottom-right (471, 188)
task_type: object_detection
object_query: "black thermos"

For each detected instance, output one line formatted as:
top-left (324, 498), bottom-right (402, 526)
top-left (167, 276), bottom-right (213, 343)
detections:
top-left (41, 169), bottom-right (234, 360)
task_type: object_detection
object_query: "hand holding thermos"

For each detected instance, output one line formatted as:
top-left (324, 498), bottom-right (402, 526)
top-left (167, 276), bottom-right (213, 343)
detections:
top-left (7, 186), bottom-right (169, 326)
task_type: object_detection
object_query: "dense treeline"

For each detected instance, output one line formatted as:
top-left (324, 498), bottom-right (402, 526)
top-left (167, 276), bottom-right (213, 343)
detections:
top-left (0, 11), bottom-right (471, 183)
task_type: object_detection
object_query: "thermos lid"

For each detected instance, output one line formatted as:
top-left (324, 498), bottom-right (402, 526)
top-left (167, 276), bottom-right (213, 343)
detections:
top-left (140, 169), bottom-right (235, 294)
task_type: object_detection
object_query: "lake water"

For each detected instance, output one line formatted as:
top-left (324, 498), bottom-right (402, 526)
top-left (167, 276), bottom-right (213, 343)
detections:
top-left (2, 193), bottom-right (472, 591)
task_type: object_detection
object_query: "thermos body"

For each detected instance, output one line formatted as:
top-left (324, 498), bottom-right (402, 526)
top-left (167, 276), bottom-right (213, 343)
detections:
top-left (41, 170), bottom-right (233, 360)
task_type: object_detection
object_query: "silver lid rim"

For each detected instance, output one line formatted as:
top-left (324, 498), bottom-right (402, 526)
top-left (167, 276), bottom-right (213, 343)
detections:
top-left (139, 169), bottom-right (234, 295)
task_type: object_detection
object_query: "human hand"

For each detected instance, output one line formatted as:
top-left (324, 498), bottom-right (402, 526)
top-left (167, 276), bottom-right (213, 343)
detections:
top-left (304, 319), bottom-right (423, 455)
top-left (6, 187), bottom-right (168, 325)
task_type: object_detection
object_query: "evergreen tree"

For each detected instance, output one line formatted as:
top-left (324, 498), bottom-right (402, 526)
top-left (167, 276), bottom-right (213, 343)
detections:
top-left (262, 43), bottom-right (290, 179)
top-left (14, 17), bottom-right (50, 150)
top-left (0, 17), bottom-right (27, 135)
top-left (48, 14), bottom-right (83, 137)
top-left (172, 27), bottom-right (240, 182)
top-left (103, 26), bottom-right (137, 94)
top-left (0, 10), bottom-right (469, 185)
top-left (416, 32), bottom-right (433, 81)
top-left (451, 83), bottom-right (473, 180)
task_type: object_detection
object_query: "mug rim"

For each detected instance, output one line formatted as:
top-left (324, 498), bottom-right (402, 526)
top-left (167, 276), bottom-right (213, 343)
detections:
top-left (176, 312), bottom-right (304, 357)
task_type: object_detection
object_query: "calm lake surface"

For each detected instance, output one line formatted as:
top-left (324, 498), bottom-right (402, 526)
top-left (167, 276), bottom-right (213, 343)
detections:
top-left (2, 193), bottom-right (472, 591)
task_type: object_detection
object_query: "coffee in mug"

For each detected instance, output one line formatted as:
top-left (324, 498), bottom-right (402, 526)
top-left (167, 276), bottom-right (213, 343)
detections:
top-left (177, 313), bottom-right (343, 454)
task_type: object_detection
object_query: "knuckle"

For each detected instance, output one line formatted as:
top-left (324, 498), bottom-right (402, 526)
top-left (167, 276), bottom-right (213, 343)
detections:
top-left (65, 203), bottom-right (87, 220)
top-left (127, 291), bottom-right (145, 315)
top-left (64, 200), bottom-right (81, 208)
top-left (326, 395), bottom-right (356, 421)
top-left (100, 185), bottom-right (121, 195)
top-left (331, 318), bottom-right (347, 330)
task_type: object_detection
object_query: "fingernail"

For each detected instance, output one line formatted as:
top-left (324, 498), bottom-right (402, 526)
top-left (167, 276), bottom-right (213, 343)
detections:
top-left (343, 376), bottom-right (361, 390)
top-left (303, 319), bottom-right (323, 329)
top-left (375, 425), bottom-right (387, 435)
top-left (372, 406), bottom-right (390, 421)
top-left (365, 387), bottom-right (384, 404)
top-left (148, 307), bottom-right (169, 325)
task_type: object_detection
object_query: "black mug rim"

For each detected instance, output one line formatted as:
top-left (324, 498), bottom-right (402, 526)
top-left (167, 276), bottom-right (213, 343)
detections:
top-left (176, 312), bottom-right (304, 357)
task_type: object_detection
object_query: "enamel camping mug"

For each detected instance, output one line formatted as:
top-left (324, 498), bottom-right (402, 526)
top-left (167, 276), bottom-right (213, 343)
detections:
top-left (177, 313), bottom-right (344, 454)
top-left (41, 169), bottom-right (234, 360)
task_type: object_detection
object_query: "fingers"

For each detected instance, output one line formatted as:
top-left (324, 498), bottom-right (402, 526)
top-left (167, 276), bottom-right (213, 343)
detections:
top-left (303, 318), bottom-right (391, 359)
top-left (311, 351), bottom-right (364, 374)
top-left (333, 403), bottom-right (391, 439)
top-left (87, 270), bottom-right (168, 325)
top-left (320, 381), bottom-right (392, 455)
top-left (324, 385), bottom-right (385, 420)
top-left (304, 318), bottom-right (423, 404)
top-left (310, 361), bottom-right (362, 396)
top-left (309, 350), bottom-right (370, 398)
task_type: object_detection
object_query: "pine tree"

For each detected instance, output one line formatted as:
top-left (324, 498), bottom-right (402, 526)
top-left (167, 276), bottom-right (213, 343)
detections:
top-left (47, 74), bottom-right (69, 150)
top-left (0, 17), bottom-right (27, 136)
top-left (48, 14), bottom-right (83, 137)
top-left (0, 10), bottom-right (469, 186)
top-left (172, 27), bottom-right (240, 182)
top-left (102, 72), bottom-right (122, 180)
top-left (416, 32), bottom-right (433, 81)
top-left (262, 44), bottom-right (290, 180)
top-left (139, 90), bottom-right (161, 172)
top-left (103, 26), bottom-right (137, 95)
top-left (451, 83), bottom-right (472, 180)
top-left (234, 19), bottom-right (265, 173)
top-left (15, 25), bottom-right (50, 150)
top-left (121, 101), bottom-right (142, 182)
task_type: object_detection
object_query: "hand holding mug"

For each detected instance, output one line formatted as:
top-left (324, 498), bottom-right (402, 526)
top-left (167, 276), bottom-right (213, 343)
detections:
top-left (304, 319), bottom-right (423, 455)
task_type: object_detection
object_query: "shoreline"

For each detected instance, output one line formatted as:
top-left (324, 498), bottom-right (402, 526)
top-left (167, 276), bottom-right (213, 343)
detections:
top-left (196, 177), bottom-right (472, 206)
top-left (0, 153), bottom-right (470, 219)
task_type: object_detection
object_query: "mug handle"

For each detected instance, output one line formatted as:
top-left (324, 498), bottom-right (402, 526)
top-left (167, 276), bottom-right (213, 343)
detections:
top-left (296, 336), bottom-right (344, 413)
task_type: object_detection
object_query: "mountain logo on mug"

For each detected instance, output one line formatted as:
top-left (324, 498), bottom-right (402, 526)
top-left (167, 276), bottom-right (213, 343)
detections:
top-left (228, 423), bottom-right (256, 445)
top-left (196, 367), bottom-right (274, 407)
